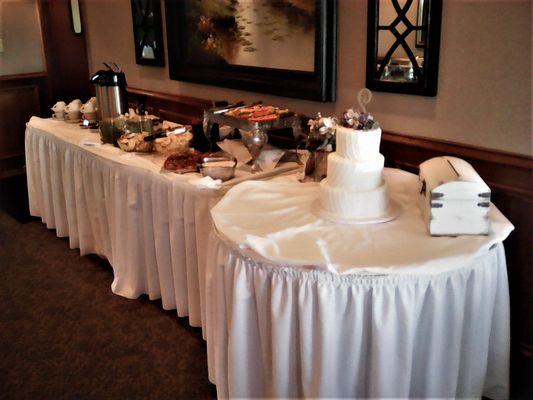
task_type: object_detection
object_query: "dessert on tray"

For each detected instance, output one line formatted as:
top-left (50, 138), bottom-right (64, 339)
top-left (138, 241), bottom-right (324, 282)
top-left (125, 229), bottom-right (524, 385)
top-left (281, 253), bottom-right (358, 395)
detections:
top-left (162, 150), bottom-right (237, 181)
top-left (163, 149), bottom-right (204, 174)
top-left (319, 93), bottom-right (391, 221)
top-left (224, 105), bottom-right (291, 122)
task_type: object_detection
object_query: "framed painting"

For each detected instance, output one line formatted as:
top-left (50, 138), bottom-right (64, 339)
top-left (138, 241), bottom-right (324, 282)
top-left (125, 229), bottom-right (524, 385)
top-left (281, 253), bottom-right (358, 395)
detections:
top-left (164, 0), bottom-right (337, 102)
top-left (131, 0), bottom-right (165, 66)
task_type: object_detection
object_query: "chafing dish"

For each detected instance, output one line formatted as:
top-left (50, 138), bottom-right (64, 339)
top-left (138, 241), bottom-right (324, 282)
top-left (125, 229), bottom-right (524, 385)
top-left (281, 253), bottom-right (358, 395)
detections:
top-left (203, 105), bottom-right (302, 173)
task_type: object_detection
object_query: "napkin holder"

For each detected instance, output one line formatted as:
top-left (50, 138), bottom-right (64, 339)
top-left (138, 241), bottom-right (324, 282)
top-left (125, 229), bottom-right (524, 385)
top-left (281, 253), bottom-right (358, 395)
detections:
top-left (418, 156), bottom-right (491, 236)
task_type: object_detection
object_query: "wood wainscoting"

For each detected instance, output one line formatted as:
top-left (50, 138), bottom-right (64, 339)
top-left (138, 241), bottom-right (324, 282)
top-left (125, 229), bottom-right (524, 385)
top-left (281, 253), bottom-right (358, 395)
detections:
top-left (122, 88), bottom-right (533, 382)
top-left (126, 87), bottom-right (212, 125)
top-left (0, 72), bottom-right (49, 177)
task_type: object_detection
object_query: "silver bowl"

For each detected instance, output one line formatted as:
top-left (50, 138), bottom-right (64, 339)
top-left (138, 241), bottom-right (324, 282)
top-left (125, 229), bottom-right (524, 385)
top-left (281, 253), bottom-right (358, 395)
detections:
top-left (200, 165), bottom-right (235, 181)
top-left (200, 152), bottom-right (237, 181)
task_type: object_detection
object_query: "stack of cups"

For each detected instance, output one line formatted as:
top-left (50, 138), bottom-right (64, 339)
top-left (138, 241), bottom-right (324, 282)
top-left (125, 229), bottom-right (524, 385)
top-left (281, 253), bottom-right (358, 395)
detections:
top-left (81, 97), bottom-right (98, 123)
top-left (51, 101), bottom-right (67, 120)
top-left (64, 99), bottom-right (83, 122)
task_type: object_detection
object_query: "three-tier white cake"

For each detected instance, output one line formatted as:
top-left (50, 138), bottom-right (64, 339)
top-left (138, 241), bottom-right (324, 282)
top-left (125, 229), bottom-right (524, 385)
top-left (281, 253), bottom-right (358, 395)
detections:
top-left (319, 125), bottom-right (390, 220)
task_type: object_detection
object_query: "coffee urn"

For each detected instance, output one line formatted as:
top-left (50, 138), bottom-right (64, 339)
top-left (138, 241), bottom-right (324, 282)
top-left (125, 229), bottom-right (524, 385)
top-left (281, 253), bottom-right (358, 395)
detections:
top-left (90, 63), bottom-right (128, 145)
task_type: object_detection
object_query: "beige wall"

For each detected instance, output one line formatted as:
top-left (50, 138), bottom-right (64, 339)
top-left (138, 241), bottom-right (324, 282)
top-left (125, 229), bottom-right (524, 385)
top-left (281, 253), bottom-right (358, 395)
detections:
top-left (0, 0), bottom-right (45, 76)
top-left (84, 0), bottom-right (532, 156)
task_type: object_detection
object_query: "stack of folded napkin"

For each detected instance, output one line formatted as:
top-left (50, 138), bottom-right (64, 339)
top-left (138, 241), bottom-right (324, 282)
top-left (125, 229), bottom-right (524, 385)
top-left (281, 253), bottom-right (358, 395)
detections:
top-left (217, 139), bottom-right (285, 172)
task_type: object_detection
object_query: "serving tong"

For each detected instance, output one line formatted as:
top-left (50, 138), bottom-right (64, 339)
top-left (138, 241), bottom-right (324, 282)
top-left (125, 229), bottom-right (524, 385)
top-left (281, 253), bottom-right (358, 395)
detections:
top-left (201, 151), bottom-right (236, 165)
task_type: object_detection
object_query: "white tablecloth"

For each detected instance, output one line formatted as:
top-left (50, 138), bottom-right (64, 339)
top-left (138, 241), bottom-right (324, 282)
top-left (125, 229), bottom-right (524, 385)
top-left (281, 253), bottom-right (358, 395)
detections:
top-left (211, 170), bottom-right (514, 274)
top-left (25, 117), bottom-right (514, 399)
top-left (25, 117), bottom-right (221, 327)
top-left (207, 171), bottom-right (513, 399)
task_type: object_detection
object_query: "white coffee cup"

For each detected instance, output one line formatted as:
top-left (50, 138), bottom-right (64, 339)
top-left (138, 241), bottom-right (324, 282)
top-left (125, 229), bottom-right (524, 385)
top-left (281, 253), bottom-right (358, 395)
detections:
top-left (80, 101), bottom-right (95, 113)
top-left (89, 96), bottom-right (97, 105)
top-left (52, 111), bottom-right (65, 120)
top-left (51, 101), bottom-right (66, 112)
top-left (64, 110), bottom-right (82, 122)
top-left (65, 99), bottom-right (82, 112)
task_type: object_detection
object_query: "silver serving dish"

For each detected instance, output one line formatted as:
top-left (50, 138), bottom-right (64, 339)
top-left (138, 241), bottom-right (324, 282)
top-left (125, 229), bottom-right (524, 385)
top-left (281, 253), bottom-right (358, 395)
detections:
top-left (200, 152), bottom-right (237, 182)
top-left (203, 107), bottom-right (301, 173)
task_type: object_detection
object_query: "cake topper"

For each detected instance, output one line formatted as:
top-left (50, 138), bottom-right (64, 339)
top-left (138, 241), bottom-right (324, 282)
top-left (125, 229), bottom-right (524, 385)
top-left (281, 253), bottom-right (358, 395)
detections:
top-left (357, 88), bottom-right (373, 113)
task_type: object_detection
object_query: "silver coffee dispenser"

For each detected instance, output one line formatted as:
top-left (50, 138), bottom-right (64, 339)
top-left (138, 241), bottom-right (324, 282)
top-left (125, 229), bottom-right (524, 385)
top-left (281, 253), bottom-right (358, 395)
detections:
top-left (90, 63), bottom-right (128, 145)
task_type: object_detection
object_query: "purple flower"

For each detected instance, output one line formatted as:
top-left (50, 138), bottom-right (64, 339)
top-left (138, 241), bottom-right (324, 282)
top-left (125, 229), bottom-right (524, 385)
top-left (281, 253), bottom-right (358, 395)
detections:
top-left (358, 112), bottom-right (370, 126)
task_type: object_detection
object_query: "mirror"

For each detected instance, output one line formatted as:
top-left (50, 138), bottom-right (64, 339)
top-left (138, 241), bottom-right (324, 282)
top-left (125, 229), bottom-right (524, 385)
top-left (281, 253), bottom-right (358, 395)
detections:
top-left (131, 0), bottom-right (165, 66)
top-left (366, 0), bottom-right (442, 96)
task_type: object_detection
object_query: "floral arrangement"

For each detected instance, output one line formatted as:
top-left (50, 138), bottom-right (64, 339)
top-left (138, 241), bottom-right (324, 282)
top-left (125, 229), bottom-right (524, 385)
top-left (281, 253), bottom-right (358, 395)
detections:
top-left (341, 109), bottom-right (379, 131)
top-left (306, 113), bottom-right (338, 152)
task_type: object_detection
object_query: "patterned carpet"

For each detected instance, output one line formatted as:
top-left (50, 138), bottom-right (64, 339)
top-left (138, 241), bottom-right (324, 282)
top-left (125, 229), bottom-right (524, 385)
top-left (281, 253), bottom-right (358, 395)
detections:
top-left (0, 210), bottom-right (216, 399)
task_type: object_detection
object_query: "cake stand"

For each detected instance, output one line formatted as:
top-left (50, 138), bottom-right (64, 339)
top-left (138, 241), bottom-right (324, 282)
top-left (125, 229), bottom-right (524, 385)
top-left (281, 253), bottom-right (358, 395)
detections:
top-left (313, 198), bottom-right (403, 225)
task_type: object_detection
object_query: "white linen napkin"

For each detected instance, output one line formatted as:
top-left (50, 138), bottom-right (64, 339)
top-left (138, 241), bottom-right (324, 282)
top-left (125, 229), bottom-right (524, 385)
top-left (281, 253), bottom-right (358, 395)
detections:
top-left (217, 139), bottom-right (252, 167)
top-left (189, 175), bottom-right (222, 190)
top-left (256, 148), bottom-right (286, 172)
top-left (217, 139), bottom-right (288, 172)
top-left (219, 125), bottom-right (234, 139)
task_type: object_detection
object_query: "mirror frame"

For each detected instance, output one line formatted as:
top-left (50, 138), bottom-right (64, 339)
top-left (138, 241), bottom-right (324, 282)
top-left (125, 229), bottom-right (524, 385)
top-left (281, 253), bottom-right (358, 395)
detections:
top-left (365, 0), bottom-right (442, 96)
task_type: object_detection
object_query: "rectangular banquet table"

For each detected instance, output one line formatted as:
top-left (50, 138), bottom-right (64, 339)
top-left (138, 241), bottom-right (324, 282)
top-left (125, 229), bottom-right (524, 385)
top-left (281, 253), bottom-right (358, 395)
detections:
top-left (25, 117), bottom-right (236, 328)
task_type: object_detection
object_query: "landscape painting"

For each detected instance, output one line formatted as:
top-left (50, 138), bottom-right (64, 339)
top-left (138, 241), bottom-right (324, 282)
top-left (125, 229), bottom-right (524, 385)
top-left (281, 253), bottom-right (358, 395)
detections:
top-left (184, 0), bottom-right (316, 72)
top-left (165, 0), bottom-right (337, 101)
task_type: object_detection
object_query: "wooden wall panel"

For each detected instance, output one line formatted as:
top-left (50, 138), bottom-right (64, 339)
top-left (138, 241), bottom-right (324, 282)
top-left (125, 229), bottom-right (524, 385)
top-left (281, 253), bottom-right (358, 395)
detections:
top-left (0, 73), bottom-right (48, 177)
top-left (38, 0), bottom-right (92, 103)
top-left (126, 87), bottom-right (212, 125)
top-left (0, 86), bottom-right (39, 155)
top-left (0, 0), bottom-right (93, 177)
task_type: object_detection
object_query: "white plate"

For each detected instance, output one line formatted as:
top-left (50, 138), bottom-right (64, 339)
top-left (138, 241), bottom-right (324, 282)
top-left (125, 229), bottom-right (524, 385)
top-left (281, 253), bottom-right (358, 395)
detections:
top-left (313, 198), bottom-right (403, 225)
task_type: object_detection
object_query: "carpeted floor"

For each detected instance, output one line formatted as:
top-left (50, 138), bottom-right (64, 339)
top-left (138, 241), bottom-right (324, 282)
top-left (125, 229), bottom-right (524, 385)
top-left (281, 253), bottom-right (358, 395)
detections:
top-left (0, 209), bottom-right (216, 400)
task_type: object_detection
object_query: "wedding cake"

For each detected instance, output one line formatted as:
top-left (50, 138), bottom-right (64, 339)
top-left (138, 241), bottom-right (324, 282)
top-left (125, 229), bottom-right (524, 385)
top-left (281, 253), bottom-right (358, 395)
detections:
top-left (319, 109), bottom-right (390, 221)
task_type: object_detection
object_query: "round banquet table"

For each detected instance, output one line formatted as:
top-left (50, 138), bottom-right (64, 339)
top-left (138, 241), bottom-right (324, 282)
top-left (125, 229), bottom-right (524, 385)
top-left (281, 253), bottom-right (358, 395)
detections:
top-left (206, 168), bottom-right (514, 399)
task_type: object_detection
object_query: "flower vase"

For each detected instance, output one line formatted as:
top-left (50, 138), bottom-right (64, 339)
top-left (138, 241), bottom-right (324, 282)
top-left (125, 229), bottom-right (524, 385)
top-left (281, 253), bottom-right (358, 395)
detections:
top-left (304, 150), bottom-right (329, 182)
